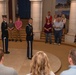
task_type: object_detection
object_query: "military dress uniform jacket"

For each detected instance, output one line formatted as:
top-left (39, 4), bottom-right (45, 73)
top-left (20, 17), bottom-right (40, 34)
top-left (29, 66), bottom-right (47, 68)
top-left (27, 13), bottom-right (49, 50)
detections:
top-left (1, 21), bottom-right (8, 39)
top-left (26, 24), bottom-right (33, 41)
top-left (1, 21), bottom-right (9, 53)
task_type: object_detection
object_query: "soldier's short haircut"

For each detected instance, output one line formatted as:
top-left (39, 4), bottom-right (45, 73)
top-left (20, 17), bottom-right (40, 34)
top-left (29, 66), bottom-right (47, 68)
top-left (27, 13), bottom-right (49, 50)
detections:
top-left (0, 49), bottom-right (4, 61)
top-left (2, 15), bottom-right (7, 18)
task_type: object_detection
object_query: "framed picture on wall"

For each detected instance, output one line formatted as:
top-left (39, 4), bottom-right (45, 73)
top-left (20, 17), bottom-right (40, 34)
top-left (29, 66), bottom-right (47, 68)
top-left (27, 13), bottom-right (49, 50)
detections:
top-left (55, 0), bottom-right (71, 19)
top-left (55, 0), bottom-right (71, 9)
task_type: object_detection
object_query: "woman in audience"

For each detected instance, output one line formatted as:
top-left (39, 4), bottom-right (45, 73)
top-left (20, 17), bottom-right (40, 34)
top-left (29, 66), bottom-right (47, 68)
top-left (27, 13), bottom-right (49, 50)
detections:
top-left (44, 20), bottom-right (52, 44)
top-left (61, 14), bottom-right (67, 34)
top-left (27, 51), bottom-right (55, 75)
top-left (53, 14), bottom-right (57, 23)
top-left (46, 11), bottom-right (52, 24)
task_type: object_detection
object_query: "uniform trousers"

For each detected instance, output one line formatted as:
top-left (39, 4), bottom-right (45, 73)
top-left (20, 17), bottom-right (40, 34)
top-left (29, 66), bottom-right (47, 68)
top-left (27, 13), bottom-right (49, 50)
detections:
top-left (2, 37), bottom-right (8, 52)
top-left (27, 41), bottom-right (33, 59)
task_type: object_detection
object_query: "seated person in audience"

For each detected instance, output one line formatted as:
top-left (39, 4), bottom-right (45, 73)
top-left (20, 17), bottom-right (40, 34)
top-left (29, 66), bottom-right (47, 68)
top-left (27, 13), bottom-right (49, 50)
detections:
top-left (44, 20), bottom-right (52, 44)
top-left (60, 48), bottom-right (76, 75)
top-left (0, 49), bottom-right (18, 75)
top-left (27, 51), bottom-right (55, 75)
top-left (8, 19), bottom-right (14, 41)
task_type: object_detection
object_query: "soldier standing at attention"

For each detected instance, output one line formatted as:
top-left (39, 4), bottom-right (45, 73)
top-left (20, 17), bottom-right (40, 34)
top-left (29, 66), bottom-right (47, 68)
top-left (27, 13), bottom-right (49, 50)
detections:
top-left (1, 15), bottom-right (10, 54)
top-left (26, 18), bottom-right (33, 59)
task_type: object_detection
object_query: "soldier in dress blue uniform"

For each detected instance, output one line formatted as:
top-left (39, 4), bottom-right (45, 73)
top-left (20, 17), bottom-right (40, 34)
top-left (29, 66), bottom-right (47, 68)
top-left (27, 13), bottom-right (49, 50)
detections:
top-left (26, 18), bottom-right (33, 59)
top-left (1, 15), bottom-right (10, 54)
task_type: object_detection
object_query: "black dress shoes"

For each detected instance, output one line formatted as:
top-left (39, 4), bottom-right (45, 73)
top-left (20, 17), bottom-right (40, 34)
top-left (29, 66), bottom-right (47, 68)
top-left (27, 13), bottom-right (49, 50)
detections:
top-left (5, 51), bottom-right (10, 54)
top-left (20, 39), bottom-right (22, 42)
top-left (28, 58), bottom-right (32, 60)
top-left (15, 39), bottom-right (18, 42)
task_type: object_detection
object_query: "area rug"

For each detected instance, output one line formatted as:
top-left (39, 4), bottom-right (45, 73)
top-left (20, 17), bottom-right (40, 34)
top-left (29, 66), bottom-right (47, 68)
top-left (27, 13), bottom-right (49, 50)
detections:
top-left (3, 48), bottom-right (61, 75)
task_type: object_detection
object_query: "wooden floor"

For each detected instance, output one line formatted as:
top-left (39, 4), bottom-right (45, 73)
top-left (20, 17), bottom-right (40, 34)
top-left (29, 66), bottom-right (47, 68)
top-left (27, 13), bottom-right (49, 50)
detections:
top-left (0, 40), bottom-right (74, 75)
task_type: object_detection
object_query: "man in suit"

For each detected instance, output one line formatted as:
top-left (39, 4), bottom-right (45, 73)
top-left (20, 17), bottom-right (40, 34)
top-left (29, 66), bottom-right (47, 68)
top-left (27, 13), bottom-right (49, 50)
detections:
top-left (1, 15), bottom-right (10, 54)
top-left (26, 18), bottom-right (33, 59)
top-left (0, 49), bottom-right (18, 75)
